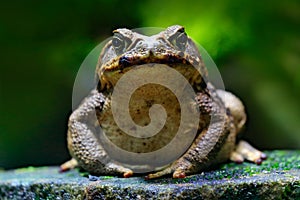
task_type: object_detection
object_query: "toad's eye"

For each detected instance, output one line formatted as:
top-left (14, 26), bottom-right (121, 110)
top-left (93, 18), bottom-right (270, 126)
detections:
top-left (112, 33), bottom-right (131, 55)
top-left (169, 29), bottom-right (188, 51)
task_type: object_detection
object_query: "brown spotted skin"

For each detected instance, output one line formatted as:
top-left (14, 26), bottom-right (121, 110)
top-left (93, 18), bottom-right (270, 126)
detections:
top-left (61, 25), bottom-right (266, 178)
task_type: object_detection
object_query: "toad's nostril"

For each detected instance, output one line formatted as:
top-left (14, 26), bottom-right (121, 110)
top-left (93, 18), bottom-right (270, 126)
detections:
top-left (149, 49), bottom-right (154, 56)
top-left (119, 56), bottom-right (131, 68)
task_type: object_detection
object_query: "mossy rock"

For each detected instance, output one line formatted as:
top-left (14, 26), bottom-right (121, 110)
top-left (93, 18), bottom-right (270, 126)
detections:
top-left (0, 150), bottom-right (299, 199)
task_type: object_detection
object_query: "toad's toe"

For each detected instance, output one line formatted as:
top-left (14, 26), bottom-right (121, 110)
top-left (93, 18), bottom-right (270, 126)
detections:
top-left (123, 170), bottom-right (133, 178)
top-left (230, 151), bottom-right (245, 164)
top-left (60, 158), bottom-right (78, 173)
top-left (173, 170), bottom-right (186, 179)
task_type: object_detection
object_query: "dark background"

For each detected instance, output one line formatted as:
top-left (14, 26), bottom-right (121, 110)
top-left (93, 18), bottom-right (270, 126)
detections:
top-left (1, 0), bottom-right (299, 169)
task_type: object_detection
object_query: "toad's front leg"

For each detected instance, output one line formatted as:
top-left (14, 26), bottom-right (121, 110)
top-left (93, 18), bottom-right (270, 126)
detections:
top-left (60, 89), bottom-right (133, 177)
top-left (146, 92), bottom-right (233, 179)
top-left (146, 115), bottom-right (232, 179)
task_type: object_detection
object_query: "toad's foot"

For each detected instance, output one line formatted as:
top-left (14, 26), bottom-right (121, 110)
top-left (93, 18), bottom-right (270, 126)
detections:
top-left (146, 164), bottom-right (191, 179)
top-left (105, 162), bottom-right (134, 178)
top-left (60, 159), bottom-right (133, 178)
top-left (230, 140), bottom-right (267, 164)
top-left (145, 167), bottom-right (174, 179)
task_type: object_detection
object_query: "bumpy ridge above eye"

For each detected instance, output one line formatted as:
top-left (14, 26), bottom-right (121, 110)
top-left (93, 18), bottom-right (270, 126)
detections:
top-left (168, 28), bottom-right (188, 51)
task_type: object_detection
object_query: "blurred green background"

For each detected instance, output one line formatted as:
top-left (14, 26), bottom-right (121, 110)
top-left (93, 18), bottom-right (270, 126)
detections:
top-left (1, 0), bottom-right (299, 169)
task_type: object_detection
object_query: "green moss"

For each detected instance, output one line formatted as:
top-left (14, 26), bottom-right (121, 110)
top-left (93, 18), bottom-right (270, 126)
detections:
top-left (14, 166), bottom-right (40, 173)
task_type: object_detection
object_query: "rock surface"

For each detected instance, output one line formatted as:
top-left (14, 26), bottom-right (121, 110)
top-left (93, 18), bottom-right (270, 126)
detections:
top-left (0, 150), bottom-right (299, 199)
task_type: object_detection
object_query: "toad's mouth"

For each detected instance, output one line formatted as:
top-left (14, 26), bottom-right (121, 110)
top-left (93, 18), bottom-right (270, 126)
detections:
top-left (103, 52), bottom-right (200, 72)
top-left (99, 53), bottom-right (204, 91)
top-left (118, 54), bottom-right (191, 70)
